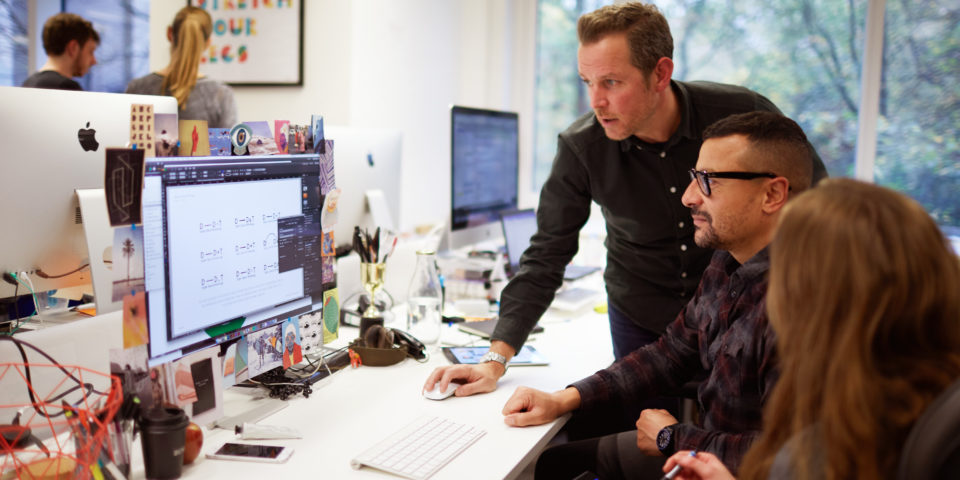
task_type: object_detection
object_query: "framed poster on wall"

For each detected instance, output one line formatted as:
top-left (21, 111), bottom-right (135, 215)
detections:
top-left (190, 0), bottom-right (303, 86)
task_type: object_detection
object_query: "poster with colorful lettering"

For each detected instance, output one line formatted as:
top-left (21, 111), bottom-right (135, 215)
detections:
top-left (191, 0), bottom-right (303, 86)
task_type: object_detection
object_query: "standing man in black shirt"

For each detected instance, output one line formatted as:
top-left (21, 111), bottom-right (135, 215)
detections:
top-left (424, 2), bottom-right (825, 398)
top-left (22, 13), bottom-right (100, 91)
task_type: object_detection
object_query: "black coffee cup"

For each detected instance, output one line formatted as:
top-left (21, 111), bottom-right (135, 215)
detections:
top-left (139, 406), bottom-right (189, 479)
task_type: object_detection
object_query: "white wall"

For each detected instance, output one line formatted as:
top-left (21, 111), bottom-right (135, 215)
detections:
top-left (149, 0), bottom-right (537, 232)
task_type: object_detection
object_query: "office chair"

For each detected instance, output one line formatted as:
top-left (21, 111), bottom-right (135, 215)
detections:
top-left (895, 376), bottom-right (960, 479)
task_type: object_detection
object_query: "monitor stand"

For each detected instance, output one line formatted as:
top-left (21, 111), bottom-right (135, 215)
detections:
top-left (365, 189), bottom-right (395, 232)
top-left (212, 396), bottom-right (288, 431)
top-left (76, 189), bottom-right (122, 316)
top-left (211, 348), bottom-right (348, 431)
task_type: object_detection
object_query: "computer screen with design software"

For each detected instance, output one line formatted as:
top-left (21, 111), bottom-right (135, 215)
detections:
top-left (143, 154), bottom-right (326, 364)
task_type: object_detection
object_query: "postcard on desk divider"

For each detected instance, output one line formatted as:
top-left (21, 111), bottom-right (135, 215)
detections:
top-left (129, 104), bottom-right (156, 157)
top-left (178, 120), bottom-right (209, 156)
top-left (274, 120), bottom-right (290, 154)
top-left (209, 128), bottom-right (231, 156)
top-left (245, 120), bottom-right (278, 156)
top-left (155, 113), bottom-right (179, 157)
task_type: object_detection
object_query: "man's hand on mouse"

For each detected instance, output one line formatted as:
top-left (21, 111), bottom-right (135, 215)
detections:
top-left (423, 362), bottom-right (503, 397)
top-left (423, 341), bottom-right (514, 397)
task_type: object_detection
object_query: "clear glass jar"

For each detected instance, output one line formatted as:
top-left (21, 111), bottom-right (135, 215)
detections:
top-left (406, 250), bottom-right (442, 345)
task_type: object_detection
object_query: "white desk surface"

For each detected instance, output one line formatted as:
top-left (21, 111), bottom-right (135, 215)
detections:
top-left (2, 279), bottom-right (612, 480)
top-left (137, 304), bottom-right (613, 480)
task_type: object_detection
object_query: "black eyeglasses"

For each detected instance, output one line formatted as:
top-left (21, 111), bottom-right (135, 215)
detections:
top-left (688, 169), bottom-right (778, 197)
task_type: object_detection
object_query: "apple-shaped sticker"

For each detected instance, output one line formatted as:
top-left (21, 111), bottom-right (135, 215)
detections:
top-left (78, 121), bottom-right (99, 151)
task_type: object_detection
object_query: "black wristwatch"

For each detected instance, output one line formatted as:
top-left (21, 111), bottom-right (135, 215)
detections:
top-left (657, 424), bottom-right (677, 456)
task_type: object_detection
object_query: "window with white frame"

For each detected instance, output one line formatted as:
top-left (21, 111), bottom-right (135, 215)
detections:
top-left (65, 0), bottom-right (150, 93)
top-left (0, 0), bottom-right (149, 92)
top-left (0, 1), bottom-right (29, 86)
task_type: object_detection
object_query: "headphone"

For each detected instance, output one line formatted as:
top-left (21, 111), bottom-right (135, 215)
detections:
top-left (359, 324), bottom-right (427, 361)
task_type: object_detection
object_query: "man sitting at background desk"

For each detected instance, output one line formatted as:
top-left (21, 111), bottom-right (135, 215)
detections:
top-left (21, 13), bottom-right (99, 91)
top-left (423, 2), bottom-right (825, 413)
top-left (501, 111), bottom-right (815, 479)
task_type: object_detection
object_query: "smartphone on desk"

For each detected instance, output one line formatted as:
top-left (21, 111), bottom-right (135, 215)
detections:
top-left (442, 345), bottom-right (549, 366)
top-left (206, 442), bottom-right (293, 464)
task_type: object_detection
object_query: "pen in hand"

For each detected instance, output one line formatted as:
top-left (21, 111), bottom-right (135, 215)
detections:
top-left (662, 450), bottom-right (697, 480)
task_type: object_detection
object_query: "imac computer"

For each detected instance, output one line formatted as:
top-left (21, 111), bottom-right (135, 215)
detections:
top-left (448, 106), bottom-right (519, 251)
top-left (325, 125), bottom-right (403, 247)
top-left (0, 86), bottom-right (178, 311)
top-left (143, 154), bottom-right (327, 365)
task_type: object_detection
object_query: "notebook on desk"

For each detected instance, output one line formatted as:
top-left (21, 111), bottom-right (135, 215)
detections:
top-left (457, 317), bottom-right (543, 338)
top-left (500, 208), bottom-right (600, 281)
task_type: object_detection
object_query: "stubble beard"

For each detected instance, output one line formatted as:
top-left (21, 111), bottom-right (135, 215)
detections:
top-left (694, 226), bottom-right (720, 250)
top-left (691, 208), bottom-right (721, 249)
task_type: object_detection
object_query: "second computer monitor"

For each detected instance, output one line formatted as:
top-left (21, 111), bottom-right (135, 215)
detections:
top-left (449, 106), bottom-right (519, 250)
top-left (0, 86), bottom-right (177, 301)
top-left (326, 126), bottom-right (403, 246)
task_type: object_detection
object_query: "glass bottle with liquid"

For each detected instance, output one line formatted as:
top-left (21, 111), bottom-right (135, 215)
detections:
top-left (407, 250), bottom-right (442, 345)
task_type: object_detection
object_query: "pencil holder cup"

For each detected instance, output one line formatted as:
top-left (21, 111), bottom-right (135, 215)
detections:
top-left (360, 262), bottom-right (387, 318)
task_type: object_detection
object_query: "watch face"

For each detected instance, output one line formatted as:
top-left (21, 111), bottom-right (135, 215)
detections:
top-left (657, 427), bottom-right (672, 451)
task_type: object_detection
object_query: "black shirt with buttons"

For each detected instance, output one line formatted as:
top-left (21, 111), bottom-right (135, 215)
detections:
top-left (493, 80), bottom-right (827, 354)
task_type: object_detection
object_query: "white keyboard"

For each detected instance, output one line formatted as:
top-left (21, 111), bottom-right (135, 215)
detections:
top-left (351, 416), bottom-right (486, 480)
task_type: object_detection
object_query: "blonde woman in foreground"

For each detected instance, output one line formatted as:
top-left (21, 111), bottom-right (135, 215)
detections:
top-left (664, 178), bottom-right (960, 480)
top-left (126, 6), bottom-right (237, 128)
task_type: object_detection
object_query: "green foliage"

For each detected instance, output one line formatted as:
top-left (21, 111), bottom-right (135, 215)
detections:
top-left (533, 0), bottom-right (960, 226)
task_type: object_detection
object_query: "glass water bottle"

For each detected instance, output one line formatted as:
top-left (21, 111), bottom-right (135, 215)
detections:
top-left (407, 250), bottom-right (442, 345)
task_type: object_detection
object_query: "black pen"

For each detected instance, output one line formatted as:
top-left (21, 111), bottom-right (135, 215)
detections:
top-left (353, 226), bottom-right (363, 260)
top-left (359, 229), bottom-right (370, 262)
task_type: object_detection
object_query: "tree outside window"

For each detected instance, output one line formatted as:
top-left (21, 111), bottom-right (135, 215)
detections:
top-left (533, 0), bottom-right (959, 231)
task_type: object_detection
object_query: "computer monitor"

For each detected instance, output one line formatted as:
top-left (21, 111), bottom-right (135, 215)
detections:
top-left (325, 125), bottom-right (403, 247)
top-left (143, 154), bottom-right (327, 364)
top-left (0, 86), bottom-right (178, 302)
top-left (449, 106), bottom-right (519, 250)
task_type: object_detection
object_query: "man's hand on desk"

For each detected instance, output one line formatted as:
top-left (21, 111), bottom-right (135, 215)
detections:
top-left (422, 340), bottom-right (513, 397)
top-left (502, 386), bottom-right (581, 427)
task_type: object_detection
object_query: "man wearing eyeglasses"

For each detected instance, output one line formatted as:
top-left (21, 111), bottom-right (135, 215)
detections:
top-left (500, 111), bottom-right (813, 479)
top-left (424, 1), bottom-right (825, 418)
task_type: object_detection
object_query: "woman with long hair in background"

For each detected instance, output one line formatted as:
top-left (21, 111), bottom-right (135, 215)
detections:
top-left (126, 6), bottom-right (237, 128)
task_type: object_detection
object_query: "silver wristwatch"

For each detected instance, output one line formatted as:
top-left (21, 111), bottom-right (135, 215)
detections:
top-left (480, 351), bottom-right (508, 373)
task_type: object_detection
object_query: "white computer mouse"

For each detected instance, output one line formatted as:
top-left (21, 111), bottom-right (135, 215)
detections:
top-left (423, 382), bottom-right (462, 400)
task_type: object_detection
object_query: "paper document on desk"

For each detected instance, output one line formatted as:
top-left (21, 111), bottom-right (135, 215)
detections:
top-left (550, 287), bottom-right (602, 312)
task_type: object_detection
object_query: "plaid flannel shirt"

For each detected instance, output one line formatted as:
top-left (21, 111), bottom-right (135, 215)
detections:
top-left (571, 247), bottom-right (778, 473)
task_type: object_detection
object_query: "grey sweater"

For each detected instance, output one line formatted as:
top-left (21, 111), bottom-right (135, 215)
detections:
top-left (125, 73), bottom-right (238, 128)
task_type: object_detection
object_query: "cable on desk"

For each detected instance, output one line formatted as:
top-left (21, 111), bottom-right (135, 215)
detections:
top-left (34, 263), bottom-right (90, 279)
top-left (3, 272), bottom-right (38, 336)
top-left (246, 346), bottom-right (353, 400)
top-left (0, 335), bottom-right (110, 417)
